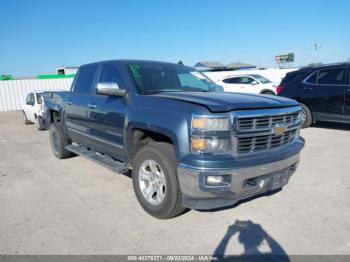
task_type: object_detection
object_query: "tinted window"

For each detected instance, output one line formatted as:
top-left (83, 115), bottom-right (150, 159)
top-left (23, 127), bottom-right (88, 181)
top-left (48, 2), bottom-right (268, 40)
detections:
top-left (305, 72), bottom-right (317, 84)
top-left (98, 63), bottom-right (124, 88)
top-left (223, 77), bottom-right (239, 84)
top-left (317, 68), bottom-right (344, 85)
top-left (74, 65), bottom-right (98, 94)
top-left (239, 77), bottom-right (254, 84)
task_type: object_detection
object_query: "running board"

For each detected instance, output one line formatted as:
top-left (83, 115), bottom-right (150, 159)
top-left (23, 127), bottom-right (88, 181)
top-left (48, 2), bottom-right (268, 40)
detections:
top-left (66, 144), bottom-right (130, 174)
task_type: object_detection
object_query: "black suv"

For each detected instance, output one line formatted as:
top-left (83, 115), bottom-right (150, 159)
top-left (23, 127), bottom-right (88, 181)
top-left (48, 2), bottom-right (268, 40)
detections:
top-left (277, 63), bottom-right (350, 128)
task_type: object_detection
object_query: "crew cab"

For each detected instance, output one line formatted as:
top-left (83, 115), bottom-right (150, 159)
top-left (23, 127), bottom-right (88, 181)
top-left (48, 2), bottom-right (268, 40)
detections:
top-left (43, 60), bottom-right (305, 219)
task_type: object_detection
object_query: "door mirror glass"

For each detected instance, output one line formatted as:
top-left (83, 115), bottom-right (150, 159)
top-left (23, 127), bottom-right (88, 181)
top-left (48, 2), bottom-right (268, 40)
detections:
top-left (251, 81), bottom-right (258, 85)
top-left (96, 82), bottom-right (126, 96)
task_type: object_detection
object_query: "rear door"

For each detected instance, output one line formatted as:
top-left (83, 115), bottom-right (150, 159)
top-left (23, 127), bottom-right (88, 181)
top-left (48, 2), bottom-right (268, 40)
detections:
top-left (302, 67), bottom-right (346, 121)
top-left (86, 62), bottom-right (127, 161)
top-left (65, 64), bottom-right (99, 146)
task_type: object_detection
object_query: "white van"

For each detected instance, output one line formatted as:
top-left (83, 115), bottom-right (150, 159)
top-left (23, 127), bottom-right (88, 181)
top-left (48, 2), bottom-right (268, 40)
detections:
top-left (23, 91), bottom-right (46, 130)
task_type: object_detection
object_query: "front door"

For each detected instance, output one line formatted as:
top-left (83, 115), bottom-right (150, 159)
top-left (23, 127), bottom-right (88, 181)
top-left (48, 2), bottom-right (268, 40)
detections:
top-left (87, 62), bottom-right (127, 161)
top-left (222, 77), bottom-right (243, 92)
top-left (236, 76), bottom-right (256, 94)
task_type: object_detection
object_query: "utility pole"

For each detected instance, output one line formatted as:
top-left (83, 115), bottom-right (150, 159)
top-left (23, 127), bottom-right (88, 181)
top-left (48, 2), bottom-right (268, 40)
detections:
top-left (314, 43), bottom-right (321, 64)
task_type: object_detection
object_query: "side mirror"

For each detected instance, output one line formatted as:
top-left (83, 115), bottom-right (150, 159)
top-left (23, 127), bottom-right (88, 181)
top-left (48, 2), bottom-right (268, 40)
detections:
top-left (251, 81), bottom-right (258, 85)
top-left (96, 82), bottom-right (126, 96)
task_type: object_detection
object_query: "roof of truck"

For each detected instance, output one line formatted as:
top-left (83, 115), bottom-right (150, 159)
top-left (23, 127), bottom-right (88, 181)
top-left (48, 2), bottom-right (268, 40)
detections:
top-left (80, 59), bottom-right (188, 68)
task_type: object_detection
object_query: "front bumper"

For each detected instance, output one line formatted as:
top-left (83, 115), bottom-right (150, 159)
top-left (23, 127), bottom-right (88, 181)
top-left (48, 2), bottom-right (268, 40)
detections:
top-left (177, 152), bottom-right (301, 210)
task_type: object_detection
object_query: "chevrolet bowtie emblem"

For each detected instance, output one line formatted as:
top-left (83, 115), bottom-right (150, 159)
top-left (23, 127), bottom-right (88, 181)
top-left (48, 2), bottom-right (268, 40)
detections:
top-left (274, 125), bottom-right (286, 135)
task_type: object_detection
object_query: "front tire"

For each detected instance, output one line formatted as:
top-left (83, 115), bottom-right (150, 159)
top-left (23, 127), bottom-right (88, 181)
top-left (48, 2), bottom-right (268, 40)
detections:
top-left (49, 123), bottom-right (73, 159)
top-left (132, 142), bottom-right (186, 219)
top-left (299, 103), bottom-right (312, 128)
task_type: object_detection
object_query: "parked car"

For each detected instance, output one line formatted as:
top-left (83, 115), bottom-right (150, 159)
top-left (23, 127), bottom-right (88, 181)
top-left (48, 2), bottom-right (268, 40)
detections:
top-left (23, 91), bottom-right (46, 130)
top-left (277, 63), bottom-right (350, 128)
top-left (218, 74), bottom-right (277, 95)
top-left (43, 60), bottom-right (304, 219)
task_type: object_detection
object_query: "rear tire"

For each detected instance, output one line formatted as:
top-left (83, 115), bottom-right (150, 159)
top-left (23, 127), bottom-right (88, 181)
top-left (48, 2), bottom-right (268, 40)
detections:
top-left (49, 122), bottom-right (73, 159)
top-left (132, 142), bottom-right (186, 219)
top-left (300, 103), bottom-right (312, 128)
top-left (23, 111), bottom-right (31, 125)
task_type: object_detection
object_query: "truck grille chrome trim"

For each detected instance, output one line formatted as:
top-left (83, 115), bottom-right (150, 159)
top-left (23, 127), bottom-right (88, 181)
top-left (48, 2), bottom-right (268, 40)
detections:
top-left (232, 106), bottom-right (302, 155)
top-left (237, 129), bottom-right (297, 154)
top-left (237, 112), bottom-right (299, 131)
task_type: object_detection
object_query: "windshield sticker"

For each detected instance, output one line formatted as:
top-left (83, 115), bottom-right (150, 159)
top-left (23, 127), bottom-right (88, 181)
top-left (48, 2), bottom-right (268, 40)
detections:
top-left (128, 64), bottom-right (141, 78)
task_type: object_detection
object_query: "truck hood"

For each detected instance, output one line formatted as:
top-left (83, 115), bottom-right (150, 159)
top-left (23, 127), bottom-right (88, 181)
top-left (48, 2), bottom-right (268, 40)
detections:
top-left (153, 92), bottom-right (298, 112)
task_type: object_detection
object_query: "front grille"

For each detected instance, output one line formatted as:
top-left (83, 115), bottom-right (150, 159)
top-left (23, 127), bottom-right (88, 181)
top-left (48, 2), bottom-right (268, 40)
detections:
top-left (237, 129), bottom-right (297, 154)
top-left (237, 112), bottom-right (299, 131)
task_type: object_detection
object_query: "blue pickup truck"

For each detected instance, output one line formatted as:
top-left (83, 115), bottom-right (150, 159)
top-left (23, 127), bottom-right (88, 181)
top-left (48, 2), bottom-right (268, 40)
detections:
top-left (43, 60), bottom-right (305, 219)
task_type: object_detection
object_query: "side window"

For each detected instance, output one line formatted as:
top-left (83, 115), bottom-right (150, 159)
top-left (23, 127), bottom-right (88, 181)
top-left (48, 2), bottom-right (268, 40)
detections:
top-left (73, 65), bottom-right (98, 94)
top-left (223, 77), bottom-right (239, 84)
top-left (26, 93), bottom-right (34, 105)
top-left (239, 77), bottom-right (254, 84)
top-left (305, 71), bottom-right (317, 84)
top-left (98, 63), bottom-right (125, 88)
top-left (317, 68), bottom-right (345, 85)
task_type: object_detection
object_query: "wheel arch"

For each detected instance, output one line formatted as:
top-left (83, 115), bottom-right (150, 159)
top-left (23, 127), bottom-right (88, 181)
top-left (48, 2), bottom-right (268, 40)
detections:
top-left (127, 125), bottom-right (179, 165)
top-left (260, 89), bottom-right (276, 95)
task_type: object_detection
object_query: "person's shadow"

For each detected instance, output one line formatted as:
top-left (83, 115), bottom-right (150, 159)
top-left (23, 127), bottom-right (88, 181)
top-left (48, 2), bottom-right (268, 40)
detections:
top-left (213, 220), bottom-right (289, 261)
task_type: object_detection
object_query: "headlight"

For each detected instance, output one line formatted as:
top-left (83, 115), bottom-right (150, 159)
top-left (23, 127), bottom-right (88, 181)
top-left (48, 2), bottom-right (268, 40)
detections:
top-left (192, 117), bottom-right (229, 131)
top-left (191, 137), bottom-right (229, 153)
top-left (298, 110), bottom-right (305, 124)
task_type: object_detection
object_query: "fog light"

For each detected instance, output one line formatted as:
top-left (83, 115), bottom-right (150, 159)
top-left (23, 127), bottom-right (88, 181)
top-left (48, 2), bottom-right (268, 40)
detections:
top-left (207, 176), bottom-right (224, 185)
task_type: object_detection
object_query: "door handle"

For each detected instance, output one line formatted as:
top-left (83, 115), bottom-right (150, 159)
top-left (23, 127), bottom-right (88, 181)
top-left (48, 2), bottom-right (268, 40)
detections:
top-left (303, 86), bottom-right (313, 90)
top-left (88, 103), bottom-right (97, 109)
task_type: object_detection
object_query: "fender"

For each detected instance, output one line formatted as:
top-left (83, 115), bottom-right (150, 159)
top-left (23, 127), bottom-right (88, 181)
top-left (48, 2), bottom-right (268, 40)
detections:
top-left (125, 121), bottom-right (183, 164)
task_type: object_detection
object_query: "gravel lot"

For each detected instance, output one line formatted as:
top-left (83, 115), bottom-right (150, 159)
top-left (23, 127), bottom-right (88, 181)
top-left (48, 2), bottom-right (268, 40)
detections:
top-left (0, 111), bottom-right (350, 256)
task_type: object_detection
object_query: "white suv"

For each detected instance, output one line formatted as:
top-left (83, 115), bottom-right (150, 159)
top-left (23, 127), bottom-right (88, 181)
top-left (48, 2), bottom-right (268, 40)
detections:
top-left (219, 74), bottom-right (277, 95)
top-left (23, 91), bottom-right (46, 130)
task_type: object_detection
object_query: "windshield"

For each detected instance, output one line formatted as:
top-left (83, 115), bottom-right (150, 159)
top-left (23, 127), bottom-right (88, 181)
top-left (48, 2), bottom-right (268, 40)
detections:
top-left (127, 63), bottom-right (221, 94)
top-left (249, 74), bottom-right (272, 84)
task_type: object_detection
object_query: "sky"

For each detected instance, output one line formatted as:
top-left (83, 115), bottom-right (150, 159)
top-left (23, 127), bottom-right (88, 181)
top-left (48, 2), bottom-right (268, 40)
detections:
top-left (0, 0), bottom-right (349, 76)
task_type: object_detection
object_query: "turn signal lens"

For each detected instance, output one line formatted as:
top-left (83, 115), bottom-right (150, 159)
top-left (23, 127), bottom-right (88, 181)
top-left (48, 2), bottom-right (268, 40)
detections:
top-left (191, 138), bottom-right (208, 151)
top-left (191, 138), bottom-right (229, 153)
top-left (276, 84), bottom-right (284, 95)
